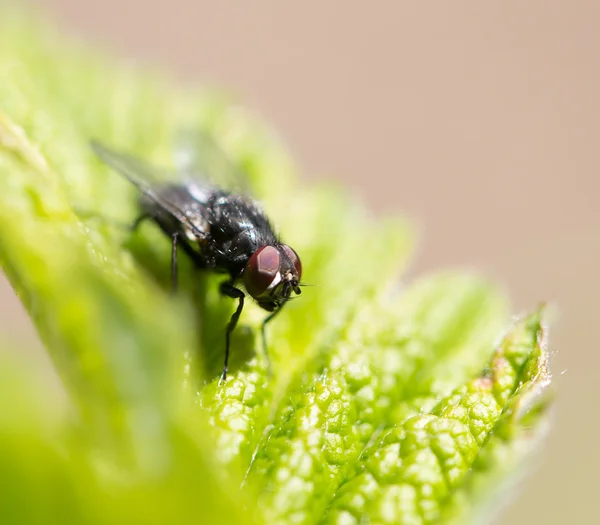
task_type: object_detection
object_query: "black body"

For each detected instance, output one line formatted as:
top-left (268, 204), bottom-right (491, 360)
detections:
top-left (143, 184), bottom-right (278, 277)
top-left (91, 140), bottom-right (302, 381)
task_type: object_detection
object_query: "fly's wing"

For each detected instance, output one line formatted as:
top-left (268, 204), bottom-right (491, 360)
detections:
top-left (174, 129), bottom-right (278, 237)
top-left (90, 140), bottom-right (207, 239)
top-left (173, 128), bottom-right (250, 195)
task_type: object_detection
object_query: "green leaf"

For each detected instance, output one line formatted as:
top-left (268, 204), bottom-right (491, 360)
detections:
top-left (322, 311), bottom-right (551, 525)
top-left (0, 8), bottom-right (552, 525)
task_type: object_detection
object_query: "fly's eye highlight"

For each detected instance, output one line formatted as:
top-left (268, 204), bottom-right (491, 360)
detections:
top-left (281, 244), bottom-right (302, 280)
top-left (244, 245), bottom-right (280, 298)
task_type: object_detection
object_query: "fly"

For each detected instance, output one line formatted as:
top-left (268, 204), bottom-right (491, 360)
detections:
top-left (90, 138), bottom-right (302, 381)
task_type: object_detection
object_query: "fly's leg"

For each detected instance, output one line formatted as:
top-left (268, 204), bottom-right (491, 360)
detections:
top-left (170, 232), bottom-right (179, 295)
top-left (130, 213), bottom-right (151, 232)
top-left (136, 215), bottom-right (205, 293)
top-left (219, 281), bottom-right (245, 382)
top-left (260, 307), bottom-right (282, 376)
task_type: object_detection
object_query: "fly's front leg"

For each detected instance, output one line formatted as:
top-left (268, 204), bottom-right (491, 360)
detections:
top-left (219, 281), bottom-right (245, 382)
top-left (261, 307), bottom-right (283, 376)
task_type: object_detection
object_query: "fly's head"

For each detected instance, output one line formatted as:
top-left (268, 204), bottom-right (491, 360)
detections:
top-left (243, 244), bottom-right (302, 311)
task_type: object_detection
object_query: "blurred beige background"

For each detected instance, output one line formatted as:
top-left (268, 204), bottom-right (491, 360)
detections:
top-left (3, 1), bottom-right (599, 523)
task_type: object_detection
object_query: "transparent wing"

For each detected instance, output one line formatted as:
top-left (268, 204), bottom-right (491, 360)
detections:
top-left (90, 140), bottom-right (207, 239)
top-left (173, 128), bottom-right (250, 194)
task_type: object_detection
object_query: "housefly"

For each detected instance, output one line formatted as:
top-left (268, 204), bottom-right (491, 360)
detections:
top-left (90, 136), bottom-right (302, 381)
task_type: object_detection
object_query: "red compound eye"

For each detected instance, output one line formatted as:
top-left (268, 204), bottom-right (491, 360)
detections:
top-left (244, 246), bottom-right (280, 298)
top-left (281, 244), bottom-right (302, 281)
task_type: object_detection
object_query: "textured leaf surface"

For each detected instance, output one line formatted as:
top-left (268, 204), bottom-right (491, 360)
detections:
top-left (0, 9), bottom-right (552, 525)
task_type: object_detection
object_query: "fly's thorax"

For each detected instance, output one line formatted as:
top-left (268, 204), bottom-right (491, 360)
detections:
top-left (243, 244), bottom-right (302, 310)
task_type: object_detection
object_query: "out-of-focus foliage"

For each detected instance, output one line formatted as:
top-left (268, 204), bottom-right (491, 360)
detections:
top-left (0, 9), bottom-right (552, 525)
